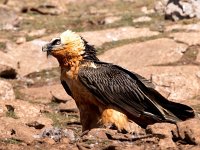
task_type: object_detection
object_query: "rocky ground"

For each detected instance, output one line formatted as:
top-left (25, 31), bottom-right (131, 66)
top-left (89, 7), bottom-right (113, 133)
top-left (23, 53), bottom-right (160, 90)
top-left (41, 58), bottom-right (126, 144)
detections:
top-left (0, 0), bottom-right (200, 149)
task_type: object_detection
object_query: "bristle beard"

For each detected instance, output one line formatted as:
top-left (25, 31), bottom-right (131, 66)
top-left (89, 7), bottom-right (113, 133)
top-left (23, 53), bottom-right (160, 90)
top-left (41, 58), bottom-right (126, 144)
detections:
top-left (47, 51), bottom-right (51, 58)
top-left (81, 38), bottom-right (99, 61)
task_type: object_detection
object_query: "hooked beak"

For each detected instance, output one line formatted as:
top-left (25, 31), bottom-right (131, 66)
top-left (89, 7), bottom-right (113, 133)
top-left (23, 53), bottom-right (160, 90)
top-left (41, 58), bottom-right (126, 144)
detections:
top-left (42, 43), bottom-right (53, 57)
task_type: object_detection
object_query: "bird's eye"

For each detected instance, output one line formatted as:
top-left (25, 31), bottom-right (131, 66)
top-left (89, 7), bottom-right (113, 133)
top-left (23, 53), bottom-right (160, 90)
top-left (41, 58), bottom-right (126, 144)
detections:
top-left (52, 38), bottom-right (61, 45)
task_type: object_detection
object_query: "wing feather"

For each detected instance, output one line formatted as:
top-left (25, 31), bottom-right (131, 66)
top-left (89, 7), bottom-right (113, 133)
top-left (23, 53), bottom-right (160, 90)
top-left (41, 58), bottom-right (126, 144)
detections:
top-left (78, 62), bottom-right (175, 121)
top-left (61, 80), bottom-right (72, 97)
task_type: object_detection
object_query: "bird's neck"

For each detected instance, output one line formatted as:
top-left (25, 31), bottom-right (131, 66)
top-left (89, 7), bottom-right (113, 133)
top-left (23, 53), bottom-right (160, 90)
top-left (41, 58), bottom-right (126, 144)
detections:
top-left (59, 56), bottom-right (83, 80)
top-left (56, 55), bottom-right (82, 68)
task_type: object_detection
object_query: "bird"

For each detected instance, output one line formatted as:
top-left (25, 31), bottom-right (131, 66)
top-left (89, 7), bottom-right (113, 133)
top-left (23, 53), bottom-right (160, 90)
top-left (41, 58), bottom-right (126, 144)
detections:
top-left (42, 30), bottom-right (195, 132)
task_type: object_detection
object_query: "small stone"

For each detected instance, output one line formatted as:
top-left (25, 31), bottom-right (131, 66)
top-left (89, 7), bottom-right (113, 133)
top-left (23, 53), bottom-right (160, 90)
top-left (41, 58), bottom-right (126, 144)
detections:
top-left (26, 121), bottom-right (45, 129)
top-left (154, 1), bottom-right (166, 14)
top-left (104, 16), bottom-right (121, 24)
top-left (63, 129), bottom-right (75, 141)
top-left (28, 29), bottom-right (46, 37)
top-left (41, 127), bottom-right (62, 142)
top-left (86, 128), bottom-right (108, 139)
top-left (133, 16), bottom-right (152, 23)
top-left (16, 37), bottom-right (26, 44)
top-left (141, 7), bottom-right (155, 14)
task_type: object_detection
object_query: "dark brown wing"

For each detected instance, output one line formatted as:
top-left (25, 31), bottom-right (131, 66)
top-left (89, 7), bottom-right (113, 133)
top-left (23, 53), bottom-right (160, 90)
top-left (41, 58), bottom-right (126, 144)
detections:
top-left (61, 80), bottom-right (72, 97)
top-left (78, 61), bottom-right (182, 126)
top-left (131, 72), bottom-right (155, 89)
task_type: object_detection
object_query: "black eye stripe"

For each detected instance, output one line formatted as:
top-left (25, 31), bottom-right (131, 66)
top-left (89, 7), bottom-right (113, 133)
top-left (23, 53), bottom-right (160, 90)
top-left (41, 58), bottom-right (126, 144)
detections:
top-left (52, 38), bottom-right (61, 45)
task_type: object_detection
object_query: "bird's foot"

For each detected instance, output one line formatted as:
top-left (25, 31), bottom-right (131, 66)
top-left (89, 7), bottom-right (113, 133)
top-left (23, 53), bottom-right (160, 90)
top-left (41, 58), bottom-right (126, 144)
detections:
top-left (103, 120), bottom-right (143, 135)
top-left (120, 120), bottom-right (144, 135)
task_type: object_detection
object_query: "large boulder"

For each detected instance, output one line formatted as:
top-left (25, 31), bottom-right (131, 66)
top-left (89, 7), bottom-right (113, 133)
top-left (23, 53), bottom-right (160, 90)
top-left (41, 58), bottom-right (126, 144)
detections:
top-left (99, 39), bottom-right (200, 103)
top-left (5, 40), bottom-right (58, 76)
top-left (79, 26), bottom-right (159, 47)
top-left (99, 38), bottom-right (187, 70)
top-left (0, 51), bottom-right (16, 70)
top-left (173, 118), bottom-right (200, 145)
top-left (0, 64), bottom-right (17, 79)
top-left (170, 32), bottom-right (200, 45)
top-left (137, 66), bottom-right (200, 104)
top-left (0, 117), bottom-right (40, 143)
top-left (156, 0), bottom-right (200, 21)
top-left (19, 83), bottom-right (72, 104)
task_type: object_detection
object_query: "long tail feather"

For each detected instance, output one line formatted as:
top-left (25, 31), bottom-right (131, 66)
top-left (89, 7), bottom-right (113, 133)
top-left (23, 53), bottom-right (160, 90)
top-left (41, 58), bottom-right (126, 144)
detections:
top-left (147, 88), bottom-right (195, 121)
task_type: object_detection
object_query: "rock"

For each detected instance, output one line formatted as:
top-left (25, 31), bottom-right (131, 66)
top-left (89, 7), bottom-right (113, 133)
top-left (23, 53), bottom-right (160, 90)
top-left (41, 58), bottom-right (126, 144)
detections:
top-left (85, 128), bottom-right (108, 139)
top-left (26, 121), bottom-right (45, 129)
top-left (99, 38), bottom-right (187, 71)
top-left (146, 123), bottom-right (177, 149)
top-left (80, 26), bottom-right (159, 47)
top-left (16, 37), bottom-right (26, 44)
top-left (0, 51), bottom-right (17, 70)
top-left (21, 116), bottom-right (53, 129)
top-left (104, 16), bottom-right (122, 24)
top-left (123, 0), bottom-right (135, 2)
top-left (40, 127), bottom-right (75, 142)
top-left (0, 80), bottom-right (15, 100)
top-left (61, 137), bottom-right (69, 144)
top-left (50, 84), bottom-right (72, 102)
top-left (89, 6), bottom-right (108, 15)
top-left (0, 99), bottom-right (42, 118)
top-left (138, 66), bottom-right (200, 103)
top-left (151, 68), bottom-right (200, 101)
top-left (166, 22), bottom-right (200, 32)
top-left (41, 127), bottom-right (62, 142)
top-left (141, 6), bottom-right (155, 15)
top-left (5, 39), bottom-right (58, 76)
top-left (154, 0), bottom-right (168, 14)
top-left (170, 32), bottom-right (200, 45)
top-left (0, 64), bottom-right (17, 79)
top-left (100, 39), bottom-right (200, 103)
top-left (164, 0), bottom-right (200, 21)
top-left (15, 101), bottom-right (42, 118)
top-left (43, 138), bottom-right (55, 145)
top-left (58, 100), bottom-right (78, 113)
top-left (133, 16), bottom-right (152, 23)
top-left (63, 129), bottom-right (75, 141)
top-left (28, 29), bottom-right (46, 37)
top-left (20, 83), bottom-right (72, 104)
top-left (0, 117), bottom-right (39, 143)
top-left (0, 6), bottom-right (21, 30)
top-left (173, 118), bottom-right (200, 145)
top-left (146, 123), bottom-right (176, 138)
top-left (195, 47), bottom-right (200, 63)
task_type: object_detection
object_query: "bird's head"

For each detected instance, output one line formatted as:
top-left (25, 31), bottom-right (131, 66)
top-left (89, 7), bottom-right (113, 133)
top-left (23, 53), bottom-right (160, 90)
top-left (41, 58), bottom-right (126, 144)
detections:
top-left (42, 30), bottom-right (98, 65)
top-left (42, 30), bottom-right (85, 58)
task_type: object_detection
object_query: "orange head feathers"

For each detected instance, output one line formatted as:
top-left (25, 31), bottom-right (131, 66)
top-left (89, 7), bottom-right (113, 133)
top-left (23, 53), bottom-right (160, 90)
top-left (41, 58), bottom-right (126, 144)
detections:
top-left (42, 30), bottom-right (99, 65)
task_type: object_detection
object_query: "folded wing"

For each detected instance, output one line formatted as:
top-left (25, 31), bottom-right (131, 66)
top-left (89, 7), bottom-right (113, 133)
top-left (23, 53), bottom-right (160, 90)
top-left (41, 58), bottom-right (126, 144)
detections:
top-left (78, 62), bottom-right (194, 127)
